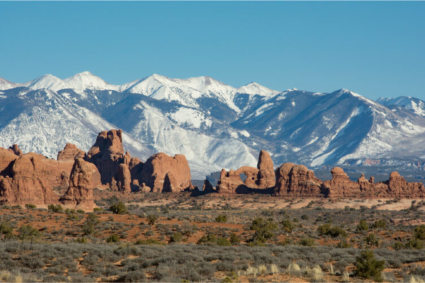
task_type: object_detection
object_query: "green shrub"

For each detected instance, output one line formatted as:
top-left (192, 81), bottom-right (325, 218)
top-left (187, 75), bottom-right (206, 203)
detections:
top-left (230, 233), bottom-right (240, 245)
top-left (357, 219), bottom-right (369, 232)
top-left (82, 213), bottom-right (99, 235)
top-left (372, 219), bottom-right (387, 229)
top-left (106, 234), bottom-right (120, 243)
top-left (337, 238), bottom-right (352, 248)
top-left (169, 232), bottom-right (183, 243)
top-left (414, 225), bottom-right (425, 240)
top-left (318, 224), bottom-right (347, 238)
top-left (215, 215), bottom-right (227, 223)
top-left (299, 237), bottom-right (315, 246)
top-left (281, 219), bottom-right (295, 233)
top-left (365, 233), bottom-right (379, 247)
top-left (25, 204), bottom-right (36, 209)
top-left (354, 250), bottom-right (385, 282)
top-left (109, 201), bottom-right (127, 214)
top-left (147, 215), bottom-right (158, 225)
top-left (250, 217), bottom-right (278, 244)
top-left (48, 204), bottom-right (63, 213)
top-left (0, 222), bottom-right (13, 240)
top-left (405, 238), bottom-right (424, 249)
top-left (18, 225), bottom-right (40, 242)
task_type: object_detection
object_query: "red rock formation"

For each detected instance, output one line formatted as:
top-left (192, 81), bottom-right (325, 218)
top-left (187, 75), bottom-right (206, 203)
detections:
top-left (57, 143), bottom-right (85, 161)
top-left (140, 153), bottom-right (191, 192)
top-left (116, 163), bottom-right (132, 193)
top-left (217, 150), bottom-right (275, 193)
top-left (60, 158), bottom-right (101, 210)
top-left (274, 163), bottom-right (322, 197)
top-left (86, 129), bottom-right (131, 192)
top-left (0, 153), bottom-right (68, 206)
top-left (257, 150), bottom-right (276, 188)
top-left (8, 144), bottom-right (23, 156)
top-left (321, 167), bottom-right (425, 198)
top-left (0, 147), bottom-right (18, 174)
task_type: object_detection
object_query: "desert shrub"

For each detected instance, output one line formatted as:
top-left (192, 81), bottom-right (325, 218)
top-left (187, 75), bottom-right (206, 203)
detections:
top-left (18, 225), bottom-right (40, 242)
top-left (215, 214), bottom-right (227, 223)
top-left (299, 237), bottom-right (315, 246)
top-left (230, 233), bottom-right (240, 245)
top-left (354, 250), bottom-right (385, 282)
top-left (365, 233), bottom-right (380, 247)
top-left (250, 217), bottom-right (278, 244)
top-left (25, 204), bottom-right (36, 209)
top-left (405, 238), bottom-right (424, 249)
top-left (414, 225), bottom-right (425, 240)
top-left (48, 204), bottom-right (63, 213)
top-left (169, 232), bottom-right (183, 243)
top-left (82, 213), bottom-right (99, 235)
top-left (372, 219), bottom-right (387, 229)
top-left (106, 234), bottom-right (120, 243)
top-left (0, 222), bottom-right (13, 240)
top-left (197, 233), bottom-right (230, 246)
top-left (147, 215), bottom-right (158, 225)
top-left (337, 239), bottom-right (352, 248)
top-left (109, 201), bottom-right (127, 214)
top-left (392, 241), bottom-right (404, 250)
top-left (281, 219), bottom-right (295, 233)
top-left (317, 224), bottom-right (347, 238)
top-left (357, 219), bottom-right (369, 232)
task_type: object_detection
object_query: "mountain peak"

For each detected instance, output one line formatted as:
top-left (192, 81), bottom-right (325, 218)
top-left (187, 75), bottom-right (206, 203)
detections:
top-left (238, 82), bottom-right (279, 96)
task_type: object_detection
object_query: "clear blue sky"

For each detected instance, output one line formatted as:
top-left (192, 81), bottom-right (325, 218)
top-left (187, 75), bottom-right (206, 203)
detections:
top-left (0, 2), bottom-right (424, 99)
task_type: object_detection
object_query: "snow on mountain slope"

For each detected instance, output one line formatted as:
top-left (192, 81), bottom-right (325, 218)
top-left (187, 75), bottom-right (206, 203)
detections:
top-left (378, 96), bottom-right (425, 117)
top-left (233, 89), bottom-right (425, 167)
top-left (0, 78), bottom-right (22, 90)
top-left (0, 88), bottom-right (152, 160)
top-left (102, 94), bottom-right (257, 178)
top-left (122, 74), bottom-right (241, 112)
top-left (237, 82), bottom-right (279, 96)
top-left (25, 71), bottom-right (119, 93)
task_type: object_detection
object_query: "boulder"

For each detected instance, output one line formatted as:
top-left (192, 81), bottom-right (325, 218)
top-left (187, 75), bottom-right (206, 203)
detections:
top-left (140, 153), bottom-right (191, 192)
top-left (57, 143), bottom-right (85, 161)
top-left (60, 158), bottom-right (101, 210)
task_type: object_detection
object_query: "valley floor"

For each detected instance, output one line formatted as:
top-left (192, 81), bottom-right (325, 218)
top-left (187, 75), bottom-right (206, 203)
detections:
top-left (0, 192), bottom-right (425, 282)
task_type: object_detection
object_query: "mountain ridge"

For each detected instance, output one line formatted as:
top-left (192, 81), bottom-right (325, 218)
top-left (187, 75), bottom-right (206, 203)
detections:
top-left (1, 72), bottom-right (425, 179)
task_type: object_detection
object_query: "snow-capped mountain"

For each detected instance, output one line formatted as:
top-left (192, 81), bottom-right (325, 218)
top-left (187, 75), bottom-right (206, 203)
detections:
top-left (1, 72), bottom-right (425, 179)
top-left (378, 96), bottom-right (425, 117)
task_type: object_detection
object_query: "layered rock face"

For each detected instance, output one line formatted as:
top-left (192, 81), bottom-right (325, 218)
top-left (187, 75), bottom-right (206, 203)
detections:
top-left (60, 158), bottom-right (101, 210)
top-left (274, 163), bottom-right (322, 197)
top-left (140, 153), bottom-right (192, 192)
top-left (217, 150), bottom-right (275, 193)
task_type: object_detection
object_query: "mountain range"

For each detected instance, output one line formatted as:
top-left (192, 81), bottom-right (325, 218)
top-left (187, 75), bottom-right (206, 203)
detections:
top-left (1, 71), bottom-right (424, 179)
